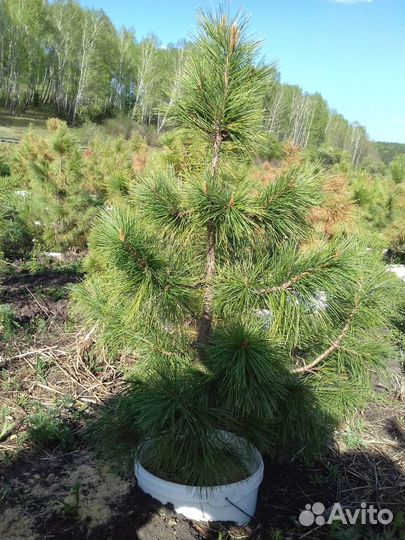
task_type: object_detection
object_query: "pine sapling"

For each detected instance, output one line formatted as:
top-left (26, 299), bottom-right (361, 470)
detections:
top-left (73, 8), bottom-right (403, 486)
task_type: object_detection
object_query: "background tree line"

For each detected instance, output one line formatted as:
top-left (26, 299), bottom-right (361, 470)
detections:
top-left (0, 0), bottom-right (184, 126)
top-left (0, 0), bottom-right (403, 168)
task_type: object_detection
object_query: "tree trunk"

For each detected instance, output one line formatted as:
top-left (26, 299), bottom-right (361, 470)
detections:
top-left (197, 130), bottom-right (222, 346)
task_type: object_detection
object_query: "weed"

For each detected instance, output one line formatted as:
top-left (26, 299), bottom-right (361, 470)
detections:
top-left (34, 355), bottom-right (50, 381)
top-left (47, 285), bottom-right (68, 301)
top-left (55, 396), bottom-right (76, 411)
top-left (0, 304), bottom-right (17, 339)
top-left (26, 408), bottom-right (72, 450)
top-left (62, 481), bottom-right (81, 517)
top-left (310, 471), bottom-right (328, 487)
top-left (64, 318), bottom-right (76, 332)
top-left (0, 486), bottom-right (11, 504)
top-left (28, 240), bottom-right (44, 273)
top-left (35, 318), bottom-right (48, 333)
top-left (310, 461), bottom-right (340, 487)
top-left (325, 463), bottom-right (339, 479)
top-left (341, 419), bottom-right (367, 450)
top-left (1, 371), bottom-right (22, 391)
top-left (86, 352), bottom-right (104, 374)
top-left (268, 529), bottom-right (284, 540)
top-left (15, 394), bottom-right (31, 409)
top-left (0, 406), bottom-right (15, 440)
top-left (392, 512), bottom-right (405, 540)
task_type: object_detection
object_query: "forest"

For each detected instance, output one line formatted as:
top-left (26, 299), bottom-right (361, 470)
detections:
top-left (0, 2), bottom-right (404, 540)
top-left (1, 0), bottom-right (404, 169)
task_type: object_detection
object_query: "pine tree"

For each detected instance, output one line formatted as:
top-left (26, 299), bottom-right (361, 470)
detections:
top-left (14, 121), bottom-right (100, 251)
top-left (73, 8), bottom-right (403, 486)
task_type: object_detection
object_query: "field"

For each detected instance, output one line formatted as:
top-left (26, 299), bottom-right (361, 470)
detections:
top-left (0, 110), bottom-right (49, 141)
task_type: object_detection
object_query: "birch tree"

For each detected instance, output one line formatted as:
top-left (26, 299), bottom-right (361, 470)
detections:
top-left (72, 10), bottom-right (103, 124)
top-left (131, 37), bottom-right (156, 123)
top-left (111, 28), bottom-right (137, 112)
top-left (348, 122), bottom-right (367, 167)
top-left (157, 46), bottom-right (185, 133)
top-left (265, 85), bottom-right (285, 137)
top-left (289, 91), bottom-right (315, 147)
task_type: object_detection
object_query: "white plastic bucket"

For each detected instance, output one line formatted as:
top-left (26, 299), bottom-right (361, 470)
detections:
top-left (134, 436), bottom-right (264, 525)
top-left (388, 264), bottom-right (405, 282)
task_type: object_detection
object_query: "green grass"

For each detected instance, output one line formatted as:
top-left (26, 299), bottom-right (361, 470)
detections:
top-left (0, 304), bottom-right (17, 340)
top-left (26, 408), bottom-right (72, 450)
top-left (0, 406), bottom-right (15, 441)
top-left (0, 110), bottom-right (138, 143)
top-left (0, 110), bottom-right (49, 140)
top-left (340, 418), bottom-right (367, 450)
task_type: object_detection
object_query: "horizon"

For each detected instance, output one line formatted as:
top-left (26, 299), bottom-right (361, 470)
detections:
top-left (78, 0), bottom-right (405, 144)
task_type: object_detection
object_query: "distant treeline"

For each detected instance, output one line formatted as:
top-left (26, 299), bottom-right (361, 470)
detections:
top-left (375, 142), bottom-right (405, 165)
top-left (0, 0), bottom-right (401, 166)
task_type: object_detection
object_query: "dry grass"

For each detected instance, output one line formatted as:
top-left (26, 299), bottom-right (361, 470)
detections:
top-left (0, 329), bottom-right (128, 460)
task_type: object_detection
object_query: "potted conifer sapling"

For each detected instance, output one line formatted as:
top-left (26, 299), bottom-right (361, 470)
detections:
top-left (73, 8), bottom-right (403, 524)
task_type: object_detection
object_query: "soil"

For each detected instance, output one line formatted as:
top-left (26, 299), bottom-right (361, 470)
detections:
top-left (0, 264), bottom-right (404, 540)
top-left (0, 267), bottom-right (80, 325)
top-left (1, 441), bottom-right (404, 540)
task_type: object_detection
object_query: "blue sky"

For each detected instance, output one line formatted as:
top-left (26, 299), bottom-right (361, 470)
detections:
top-left (80, 0), bottom-right (405, 143)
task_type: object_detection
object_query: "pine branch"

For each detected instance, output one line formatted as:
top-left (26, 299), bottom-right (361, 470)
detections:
top-left (120, 234), bottom-right (147, 270)
top-left (293, 299), bottom-right (359, 374)
top-left (258, 267), bottom-right (320, 295)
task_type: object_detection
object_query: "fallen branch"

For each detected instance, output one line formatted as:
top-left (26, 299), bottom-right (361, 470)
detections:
top-left (36, 381), bottom-right (66, 396)
top-left (25, 286), bottom-right (53, 316)
top-left (0, 345), bottom-right (66, 366)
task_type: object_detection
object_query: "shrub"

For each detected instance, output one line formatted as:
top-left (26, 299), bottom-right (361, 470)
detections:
top-left (83, 132), bottom-right (145, 204)
top-left (257, 132), bottom-right (284, 161)
top-left (307, 145), bottom-right (343, 167)
top-left (0, 175), bottom-right (33, 261)
top-left (103, 115), bottom-right (138, 140)
top-left (0, 143), bottom-right (12, 177)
